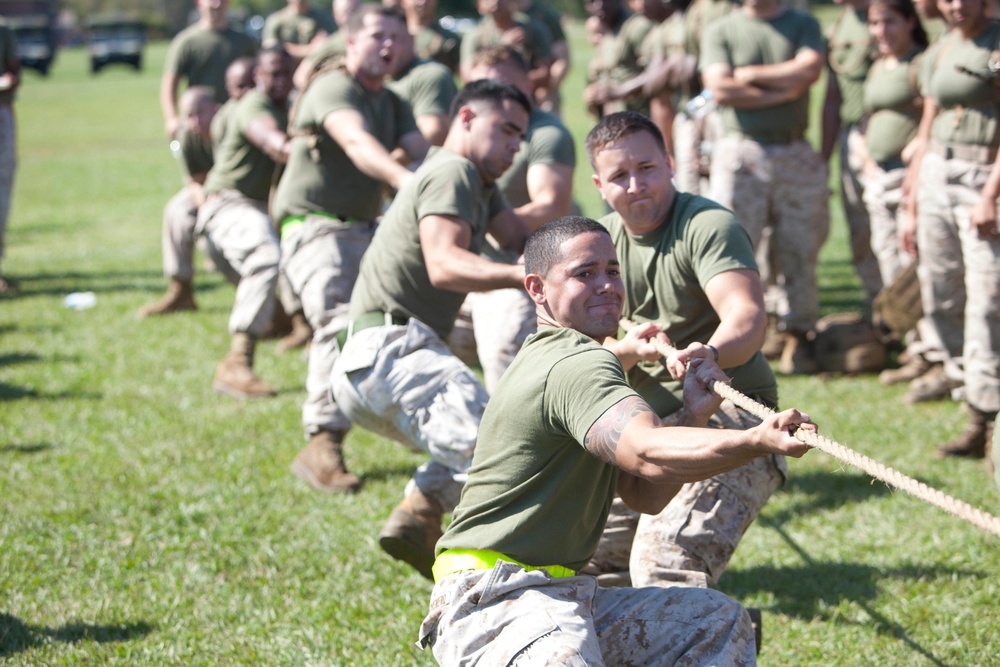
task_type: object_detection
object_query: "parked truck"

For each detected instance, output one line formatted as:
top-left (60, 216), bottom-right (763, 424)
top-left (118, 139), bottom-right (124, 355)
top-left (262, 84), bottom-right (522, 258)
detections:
top-left (0, 0), bottom-right (58, 76)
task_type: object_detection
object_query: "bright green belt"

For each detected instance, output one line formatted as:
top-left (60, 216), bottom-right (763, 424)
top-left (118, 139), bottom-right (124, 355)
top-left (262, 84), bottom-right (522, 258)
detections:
top-left (279, 212), bottom-right (364, 240)
top-left (432, 548), bottom-right (576, 583)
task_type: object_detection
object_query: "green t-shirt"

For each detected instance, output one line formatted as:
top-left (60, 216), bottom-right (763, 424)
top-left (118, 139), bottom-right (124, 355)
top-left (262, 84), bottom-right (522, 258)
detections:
top-left (522, 1), bottom-right (566, 43)
top-left (414, 23), bottom-right (461, 73)
top-left (0, 21), bottom-right (16, 106)
top-left (179, 127), bottom-right (214, 180)
top-left (864, 49), bottom-right (924, 164)
top-left (348, 146), bottom-right (508, 339)
top-left (210, 97), bottom-right (237, 150)
top-left (922, 21), bottom-right (1000, 147)
top-left (684, 0), bottom-right (736, 59)
top-left (163, 24), bottom-right (258, 103)
top-left (438, 327), bottom-right (637, 571)
top-left (700, 8), bottom-right (824, 140)
top-left (303, 30), bottom-right (346, 73)
top-left (495, 107), bottom-right (575, 210)
top-left (203, 89), bottom-right (287, 201)
top-left (262, 6), bottom-right (334, 47)
top-left (460, 16), bottom-right (553, 73)
top-left (592, 12), bottom-right (655, 90)
top-left (386, 56), bottom-right (457, 120)
top-left (272, 69), bottom-right (417, 223)
top-left (827, 7), bottom-right (875, 125)
top-left (601, 192), bottom-right (777, 416)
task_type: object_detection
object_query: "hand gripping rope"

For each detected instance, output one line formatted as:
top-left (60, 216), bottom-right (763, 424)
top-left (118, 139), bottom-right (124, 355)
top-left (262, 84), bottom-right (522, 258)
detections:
top-left (620, 318), bottom-right (1000, 539)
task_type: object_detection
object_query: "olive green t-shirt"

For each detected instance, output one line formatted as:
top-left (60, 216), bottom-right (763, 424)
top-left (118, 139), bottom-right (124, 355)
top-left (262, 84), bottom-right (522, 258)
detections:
top-left (262, 6), bottom-right (333, 47)
top-left (272, 69), bottom-right (417, 223)
top-left (864, 49), bottom-right (924, 164)
top-left (522, 1), bottom-right (566, 43)
top-left (387, 56), bottom-right (457, 120)
top-left (203, 89), bottom-right (287, 201)
top-left (601, 192), bottom-right (777, 416)
top-left (828, 7), bottom-right (875, 125)
top-left (347, 147), bottom-right (508, 339)
top-left (700, 8), bottom-right (824, 140)
top-left (460, 16), bottom-right (553, 73)
top-left (163, 24), bottom-right (258, 103)
top-left (684, 0), bottom-right (736, 58)
top-left (0, 21), bottom-right (16, 106)
top-left (438, 327), bottom-right (636, 571)
top-left (210, 97), bottom-right (237, 149)
top-left (414, 23), bottom-right (461, 73)
top-left (592, 11), bottom-right (655, 88)
top-left (922, 21), bottom-right (1000, 147)
top-left (303, 30), bottom-right (346, 73)
top-left (179, 127), bottom-right (214, 180)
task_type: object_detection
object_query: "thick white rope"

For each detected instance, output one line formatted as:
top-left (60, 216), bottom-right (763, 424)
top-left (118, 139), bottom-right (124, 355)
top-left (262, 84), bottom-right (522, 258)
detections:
top-left (620, 318), bottom-right (1000, 538)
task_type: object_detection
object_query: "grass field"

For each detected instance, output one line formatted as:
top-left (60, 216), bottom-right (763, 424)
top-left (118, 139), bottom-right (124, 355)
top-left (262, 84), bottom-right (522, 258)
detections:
top-left (1, 15), bottom-right (999, 667)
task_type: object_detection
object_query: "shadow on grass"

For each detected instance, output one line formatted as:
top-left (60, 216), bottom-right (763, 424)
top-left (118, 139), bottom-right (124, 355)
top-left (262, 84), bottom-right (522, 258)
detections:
top-left (2, 270), bottom-right (231, 299)
top-left (768, 470), bottom-right (892, 523)
top-left (729, 516), bottom-right (971, 667)
top-left (0, 352), bottom-right (42, 366)
top-left (0, 614), bottom-right (154, 657)
top-left (0, 443), bottom-right (53, 454)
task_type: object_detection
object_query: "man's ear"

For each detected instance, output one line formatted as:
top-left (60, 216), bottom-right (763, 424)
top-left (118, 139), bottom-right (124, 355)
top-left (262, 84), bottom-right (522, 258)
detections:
top-left (525, 273), bottom-right (546, 305)
top-left (591, 173), bottom-right (607, 201)
top-left (457, 104), bottom-right (475, 130)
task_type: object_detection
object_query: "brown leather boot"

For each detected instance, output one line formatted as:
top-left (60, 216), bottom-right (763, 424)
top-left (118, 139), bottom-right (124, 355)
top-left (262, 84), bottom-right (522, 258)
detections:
top-left (904, 364), bottom-right (962, 404)
top-left (761, 315), bottom-right (786, 361)
top-left (276, 310), bottom-right (313, 354)
top-left (935, 405), bottom-right (992, 459)
top-left (290, 430), bottom-right (361, 493)
top-left (213, 333), bottom-right (276, 399)
top-left (138, 278), bottom-right (196, 316)
top-left (879, 355), bottom-right (932, 386)
top-left (779, 331), bottom-right (818, 375)
top-left (378, 490), bottom-right (443, 580)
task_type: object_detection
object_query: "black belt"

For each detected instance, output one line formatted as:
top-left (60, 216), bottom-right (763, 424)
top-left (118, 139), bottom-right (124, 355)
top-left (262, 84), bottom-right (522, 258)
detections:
top-left (335, 311), bottom-right (407, 348)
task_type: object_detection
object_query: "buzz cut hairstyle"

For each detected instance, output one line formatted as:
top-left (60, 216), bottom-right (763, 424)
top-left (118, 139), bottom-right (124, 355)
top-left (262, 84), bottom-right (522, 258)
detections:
top-left (257, 44), bottom-right (291, 65)
top-left (449, 77), bottom-right (532, 119)
top-left (470, 44), bottom-right (530, 74)
top-left (346, 3), bottom-right (405, 34)
top-left (585, 111), bottom-right (667, 168)
top-left (179, 85), bottom-right (216, 114)
top-left (524, 216), bottom-right (611, 278)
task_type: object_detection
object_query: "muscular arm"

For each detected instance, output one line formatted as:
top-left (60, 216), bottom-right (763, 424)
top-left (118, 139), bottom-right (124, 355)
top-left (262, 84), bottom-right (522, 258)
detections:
top-left (323, 107), bottom-right (415, 191)
top-left (585, 387), bottom-right (813, 514)
top-left (416, 114), bottom-right (450, 146)
top-left (703, 269), bottom-right (766, 368)
top-left (702, 59), bottom-right (812, 109)
top-left (419, 214), bottom-right (526, 292)
top-left (245, 113), bottom-right (291, 163)
top-left (160, 71), bottom-right (182, 138)
top-left (513, 162), bottom-right (575, 231)
top-left (487, 207), bottom-right (530, 255)
top-left (733, 49), bottom-right (824, 90)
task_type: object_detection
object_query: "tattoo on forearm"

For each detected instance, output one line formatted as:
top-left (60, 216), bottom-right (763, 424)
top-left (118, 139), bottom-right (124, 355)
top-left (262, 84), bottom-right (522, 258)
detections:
top-left (584, 396), bottom-right (653, 465)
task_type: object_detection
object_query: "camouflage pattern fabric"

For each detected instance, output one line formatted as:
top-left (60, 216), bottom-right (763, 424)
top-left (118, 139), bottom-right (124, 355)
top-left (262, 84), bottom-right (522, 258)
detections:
top-left (419, 561), bottom-right (756, 665)
top-left (839, 124), bottom-right (883, 298)
top-left (162, 188), bottom-right (200, 283)
top-left (915, 150), bottom-right (1000, 413)
top-left (280, 215), bottom-right (376, 436)
top-left (197, 191), bottom-right (280, 337)
top-left (331, 318), bottom-right (487, 510)
top-left (709, 137), bottom-right (830, 334)
top-left (862, 162), bottom-right (911, 287)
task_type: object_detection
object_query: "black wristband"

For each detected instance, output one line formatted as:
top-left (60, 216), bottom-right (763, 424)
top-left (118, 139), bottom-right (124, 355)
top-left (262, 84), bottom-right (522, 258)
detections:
top-left (708, 344), bottom-right (719, 362)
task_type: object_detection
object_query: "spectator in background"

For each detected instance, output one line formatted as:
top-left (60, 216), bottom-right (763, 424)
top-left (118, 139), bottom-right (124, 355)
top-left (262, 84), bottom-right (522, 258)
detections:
top-left (262, 0), bottom-right (335, 64)
top-left (160, 0), bottom-right (257, 140)
top-left (401, 0), bottom-right (461, 73)
top-left (519, 0), bottom-right (570, 112)
top-left (0, 17), bottom-right (19, 295)
top-left (584, 0), bottom-right (656, 118)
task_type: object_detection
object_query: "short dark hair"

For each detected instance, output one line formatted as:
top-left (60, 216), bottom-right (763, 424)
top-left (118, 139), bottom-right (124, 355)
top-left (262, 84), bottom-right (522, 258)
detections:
top-left (450, 77), bottom-right (531, 119)
top-left (585, 111), bottom-right (666, 168)
top-left (470, 45), bottom-right (530, 74)
top-left (346, 3), bottom-right (405, 34)
top-left (525, 216), bottom-right (611, 277)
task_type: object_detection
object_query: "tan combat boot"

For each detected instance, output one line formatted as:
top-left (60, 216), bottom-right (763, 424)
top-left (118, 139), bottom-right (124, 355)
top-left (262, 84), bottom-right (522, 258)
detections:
top-left (213, 333), bottom-right (276, 399)
top-left (378, 489), bottom-right (443, 580)
top-left (878, 354), bottom-right (932, 386)
top-left (290, 430), bottom-right (361, 493)
top-left (276, 310), bottom-right (313, 354)
top-left (138, 278), bottom-right (196, 316)
top-left (779, 331), bottom-right (818, 375)
top-left (935, 405), bottom-right (993, 459)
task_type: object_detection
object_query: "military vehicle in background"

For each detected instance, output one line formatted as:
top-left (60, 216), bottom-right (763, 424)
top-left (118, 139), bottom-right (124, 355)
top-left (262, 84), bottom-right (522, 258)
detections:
top-left (0, 0), bottom-right (58, 76)
top-left (87, 13), bottom-right (145, 74)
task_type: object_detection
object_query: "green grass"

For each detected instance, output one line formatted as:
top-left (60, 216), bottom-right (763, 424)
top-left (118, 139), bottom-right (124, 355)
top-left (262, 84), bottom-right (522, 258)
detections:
top-left (2, 18), bottom-right (998, 666)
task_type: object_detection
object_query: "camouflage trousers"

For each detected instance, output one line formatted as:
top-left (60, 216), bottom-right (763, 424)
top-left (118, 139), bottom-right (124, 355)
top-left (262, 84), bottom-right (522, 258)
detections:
top-left (161, 188), bottom-right (200, 282)
top-left (419, 561), bottom-right (757, 666)
top-left (861, 162), bottom-right (912, 286)
top-left (280, 215), bottom-right (376, 436)
top-left (709, 137), bottom-right (830, 334)
top-left (583, 400), bottom-right (787, 588)
top-left (838, 124), bottom-right (883, 298)
top-left (672, 109), bottom-right (723, 196)
top-left (448, 289), bottom-right (537, 394)
top-left (915, 150), bottom-right (1000, 413)
top-left (197, 190), bottom-right (280, 338)
top-left (0, 104), bottom-right (14, 270)
top-left (330, 318), bottom-right (486, 510)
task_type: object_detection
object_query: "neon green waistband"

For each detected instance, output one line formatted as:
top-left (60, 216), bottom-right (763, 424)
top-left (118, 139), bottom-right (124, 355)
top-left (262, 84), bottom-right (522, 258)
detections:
top-left (279, 212), bottom-right (366, 240)
top-left (432, 548), bottom-right (576, 583)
